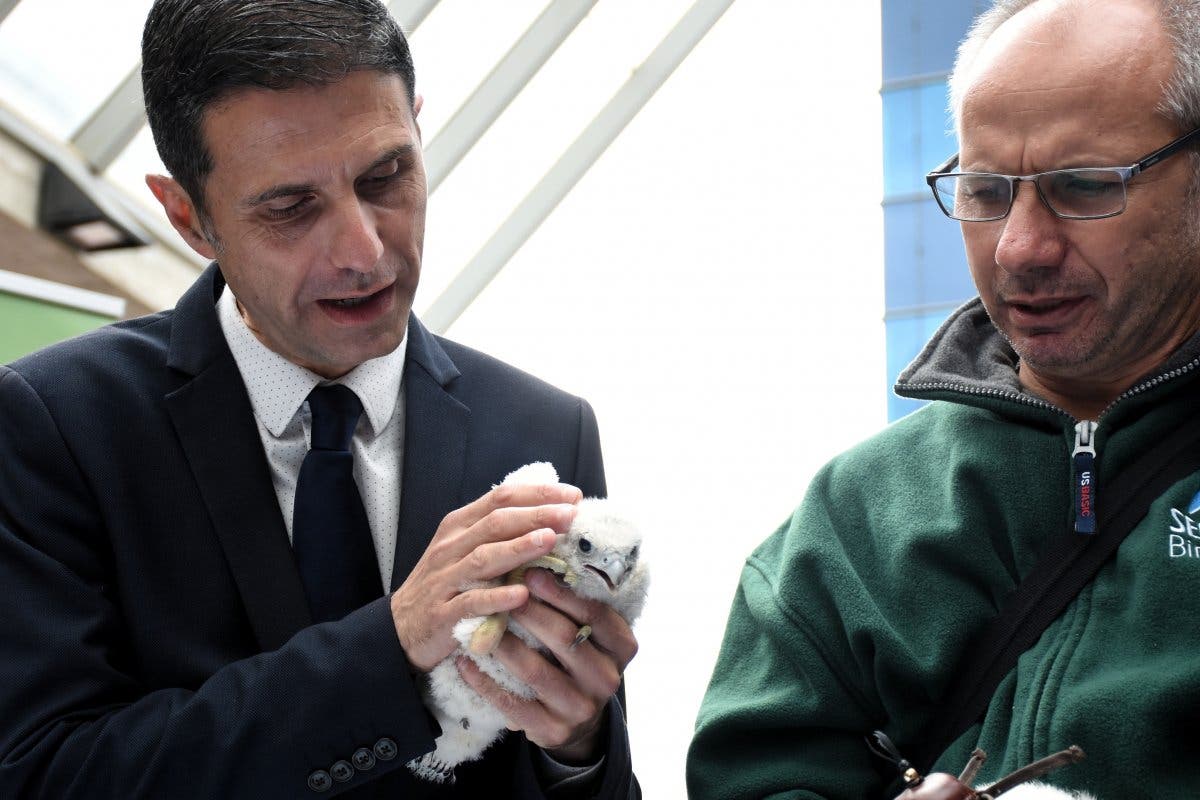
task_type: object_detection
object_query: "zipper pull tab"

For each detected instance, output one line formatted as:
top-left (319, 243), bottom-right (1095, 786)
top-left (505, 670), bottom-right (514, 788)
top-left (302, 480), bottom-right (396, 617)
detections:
top-left (1073, 420), bottom-right (1098, 534)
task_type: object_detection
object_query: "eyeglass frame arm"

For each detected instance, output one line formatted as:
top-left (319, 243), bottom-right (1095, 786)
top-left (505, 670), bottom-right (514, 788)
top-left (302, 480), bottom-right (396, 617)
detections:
top-left (923, 125), bottom-right (1200, 219)
top-left (926, 125), bottom-right (1200, 186)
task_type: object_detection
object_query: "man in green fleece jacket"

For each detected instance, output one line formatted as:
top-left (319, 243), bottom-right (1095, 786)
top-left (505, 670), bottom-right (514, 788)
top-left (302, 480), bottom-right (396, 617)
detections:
top-left (688, 1), bottom-right (1200, 798)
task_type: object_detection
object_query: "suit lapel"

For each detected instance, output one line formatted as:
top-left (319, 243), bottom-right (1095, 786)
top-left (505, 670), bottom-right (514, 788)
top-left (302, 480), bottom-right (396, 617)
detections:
top-left (162, 272), bottom-right (464, 637)
top-left (391, 318), bottom-right (469, 590)
top-left (165, 265), bottom-right (312, 651)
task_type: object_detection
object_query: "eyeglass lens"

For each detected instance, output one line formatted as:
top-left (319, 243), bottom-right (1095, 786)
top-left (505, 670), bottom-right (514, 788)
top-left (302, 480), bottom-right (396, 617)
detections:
top-left (932, 169), bottom-right (1128, 220)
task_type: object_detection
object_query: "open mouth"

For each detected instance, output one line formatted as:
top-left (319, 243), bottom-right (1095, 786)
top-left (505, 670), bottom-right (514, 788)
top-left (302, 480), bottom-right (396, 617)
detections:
top-left (316, 284), bottom-right (393, 321)
top-left (328, 295), bottom-right (375, 308)
top-left (1007, 296), bottom-right (1086, 327)
top-left (1012, 297), bottom-right (1074, 312)
top-left (585, 565), bottom-right (616, 591)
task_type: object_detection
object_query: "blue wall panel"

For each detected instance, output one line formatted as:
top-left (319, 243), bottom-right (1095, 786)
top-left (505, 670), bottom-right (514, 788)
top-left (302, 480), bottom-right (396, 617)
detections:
top-left (882, 81), bottom-right (957, 196)
top-left (883, 198), bottom-right (974, 309)
top-left (882, 0), bottom-right (990, 81)
top-left (882, 0), bottom-right (984, 420)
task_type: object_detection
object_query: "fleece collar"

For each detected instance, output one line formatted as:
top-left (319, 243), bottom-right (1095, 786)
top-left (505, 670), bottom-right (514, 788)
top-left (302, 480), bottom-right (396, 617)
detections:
top-left (894, 297), bottom-right (1200, 421)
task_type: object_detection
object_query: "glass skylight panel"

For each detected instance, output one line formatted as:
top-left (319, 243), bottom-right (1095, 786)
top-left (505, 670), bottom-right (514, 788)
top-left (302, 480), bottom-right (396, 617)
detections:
top-left (407, 0), bottom-right (550, 142)
top-left (0, 0), bottom-right (152, 138)
top-left (416, 0), bottom-right (692, 309)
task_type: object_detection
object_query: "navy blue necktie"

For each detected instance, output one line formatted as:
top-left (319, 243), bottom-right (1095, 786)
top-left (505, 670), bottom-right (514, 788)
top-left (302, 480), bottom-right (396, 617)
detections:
top-left (293, 384), bottom-right (381, 623)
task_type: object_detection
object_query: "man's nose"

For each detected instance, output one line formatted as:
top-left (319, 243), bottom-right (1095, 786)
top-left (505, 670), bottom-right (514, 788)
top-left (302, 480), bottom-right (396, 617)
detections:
top-left (329, 199), bottom-right (384, 273)
top-left (993, 181), bottom-right (1067, 275)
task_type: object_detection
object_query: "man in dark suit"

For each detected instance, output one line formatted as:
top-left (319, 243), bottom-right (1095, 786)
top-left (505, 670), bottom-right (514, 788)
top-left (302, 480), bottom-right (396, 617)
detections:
top-left (0, 1), bottom-right (639, 797)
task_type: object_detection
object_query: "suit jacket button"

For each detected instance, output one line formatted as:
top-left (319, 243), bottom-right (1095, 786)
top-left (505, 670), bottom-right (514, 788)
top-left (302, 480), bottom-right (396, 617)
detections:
top-left (307, 770), bottom-right (332, 792)
top-left (352, 747), bottom-right (377, 771)
top-left (330, 760), bottom-right (354, 782)
top-left (374, 737), bottom-right (398, 761)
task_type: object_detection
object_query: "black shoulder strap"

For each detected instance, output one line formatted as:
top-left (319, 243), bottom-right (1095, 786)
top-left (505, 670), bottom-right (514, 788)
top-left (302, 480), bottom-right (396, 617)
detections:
top-left (913, 410), bottom-right (1200, 771)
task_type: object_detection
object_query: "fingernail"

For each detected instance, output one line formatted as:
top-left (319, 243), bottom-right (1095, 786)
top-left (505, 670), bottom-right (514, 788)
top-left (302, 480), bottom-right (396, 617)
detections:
top-left (530, 529), bottom-right (546, 547)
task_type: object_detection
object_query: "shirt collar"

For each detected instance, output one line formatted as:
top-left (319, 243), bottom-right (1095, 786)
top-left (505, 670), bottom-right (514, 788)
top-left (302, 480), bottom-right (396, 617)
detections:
top-left (217, 286), bottom-right (406, 439)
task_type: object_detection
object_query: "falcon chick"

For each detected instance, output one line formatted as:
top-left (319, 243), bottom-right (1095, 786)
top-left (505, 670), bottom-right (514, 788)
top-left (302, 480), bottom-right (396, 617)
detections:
top-left (407, 462), bottom-right (649, 783)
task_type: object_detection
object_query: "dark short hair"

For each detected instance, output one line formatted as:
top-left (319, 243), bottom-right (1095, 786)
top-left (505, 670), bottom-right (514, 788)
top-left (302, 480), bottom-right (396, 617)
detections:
top-left (141, 0), bottom-right (416, 215)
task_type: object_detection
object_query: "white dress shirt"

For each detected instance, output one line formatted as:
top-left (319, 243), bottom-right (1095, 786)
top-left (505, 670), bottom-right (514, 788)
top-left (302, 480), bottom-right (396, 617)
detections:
top-left (217, 288), bottom-right (601, 787)
top-left (217, 286), bottom-right (406, 592)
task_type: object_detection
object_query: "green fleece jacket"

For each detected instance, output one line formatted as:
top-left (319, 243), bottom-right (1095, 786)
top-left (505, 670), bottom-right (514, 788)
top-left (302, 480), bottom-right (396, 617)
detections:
top-left (688, 299), bottom-right (1200, 799)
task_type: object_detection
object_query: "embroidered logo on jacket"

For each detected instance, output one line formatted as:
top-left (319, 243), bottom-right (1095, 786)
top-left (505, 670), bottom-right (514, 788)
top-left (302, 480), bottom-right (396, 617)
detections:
top-left (1168, 499), bottom-right (1200, 558)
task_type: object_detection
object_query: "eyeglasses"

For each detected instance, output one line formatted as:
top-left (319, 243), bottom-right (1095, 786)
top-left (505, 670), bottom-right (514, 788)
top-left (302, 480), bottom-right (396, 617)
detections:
top-left (925, 127), bottom-right (1200, 222)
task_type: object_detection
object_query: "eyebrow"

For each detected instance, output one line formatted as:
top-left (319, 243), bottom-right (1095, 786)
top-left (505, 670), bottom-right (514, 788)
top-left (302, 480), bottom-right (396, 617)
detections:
top-left (240, 143), bottom-right (418, 208)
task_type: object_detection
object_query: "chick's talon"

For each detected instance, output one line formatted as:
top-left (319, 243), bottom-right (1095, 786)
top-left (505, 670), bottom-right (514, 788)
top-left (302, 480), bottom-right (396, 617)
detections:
top-left (469, 614), bottom-right (508, 655)
top-left (526, 555), bottom-right (571, 576)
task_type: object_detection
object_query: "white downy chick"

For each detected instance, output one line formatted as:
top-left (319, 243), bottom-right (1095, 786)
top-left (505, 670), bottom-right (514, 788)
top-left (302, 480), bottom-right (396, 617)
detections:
top-left (408, 462), bottom-right (649, 783)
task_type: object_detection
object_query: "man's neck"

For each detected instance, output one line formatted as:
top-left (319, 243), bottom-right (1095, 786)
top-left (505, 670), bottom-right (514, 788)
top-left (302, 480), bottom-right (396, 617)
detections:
top-left (1018, 364), bottom-right (1139, 421)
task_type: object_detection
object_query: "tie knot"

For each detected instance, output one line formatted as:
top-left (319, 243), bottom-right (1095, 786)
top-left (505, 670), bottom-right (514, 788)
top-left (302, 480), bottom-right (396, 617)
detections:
top-left (306, 384), bottom-right (363, 451)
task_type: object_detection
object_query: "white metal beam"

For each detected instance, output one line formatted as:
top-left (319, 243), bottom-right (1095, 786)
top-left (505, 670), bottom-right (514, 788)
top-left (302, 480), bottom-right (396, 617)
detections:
top-left (422, 0), bottom-right (737, 333)
top-left (387, 0), bottom-right (439, 32)
top-left (0, 103), bottom-right (148, 242)
top-left (71, 67), bottom-right (145, 172)
top-left (0, 100), bottom-right (202, 268)
top-left (0, 0), bottom-right (21, 27)
top-left (424, 0), bottom-right (598, 194)
top-left (71, 1), bottom-right (438, 172)
top-left (0, 268), bottom-right (126, 318)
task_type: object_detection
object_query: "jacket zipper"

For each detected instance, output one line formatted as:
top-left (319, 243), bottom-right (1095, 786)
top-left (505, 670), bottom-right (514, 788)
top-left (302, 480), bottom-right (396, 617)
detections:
top-left (900, 355), bottom-right (1200, 538)
top-left (1072, 420), bottom-right (1098, 534)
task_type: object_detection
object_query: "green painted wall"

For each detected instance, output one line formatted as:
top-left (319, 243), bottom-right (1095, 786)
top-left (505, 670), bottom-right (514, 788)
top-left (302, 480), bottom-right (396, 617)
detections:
top-left (0, 291), bottom-right (116, 363)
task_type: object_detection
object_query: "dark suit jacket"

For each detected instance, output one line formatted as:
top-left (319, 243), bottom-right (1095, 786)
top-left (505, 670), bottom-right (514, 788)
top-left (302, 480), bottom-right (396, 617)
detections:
top-left (0, 265), bottom-right (637, 799)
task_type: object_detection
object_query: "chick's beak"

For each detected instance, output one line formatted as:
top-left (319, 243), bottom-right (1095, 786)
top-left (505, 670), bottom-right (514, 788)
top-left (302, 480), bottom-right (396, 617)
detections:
top-left (599, 556), bottom-right (627, 588)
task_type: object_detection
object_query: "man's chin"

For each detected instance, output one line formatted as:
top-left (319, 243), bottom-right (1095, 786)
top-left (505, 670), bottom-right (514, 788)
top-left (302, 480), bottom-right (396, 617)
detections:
top-left (297, 328), bottom-right (407, 378)
top-left (998, 318), bottom-right (1055, 352)
top-left (1009, 333), bottom-right (1103, 378)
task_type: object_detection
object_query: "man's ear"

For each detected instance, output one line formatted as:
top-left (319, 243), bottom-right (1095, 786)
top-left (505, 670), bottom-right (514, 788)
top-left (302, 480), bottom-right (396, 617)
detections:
top-left (412, 94), bottom-right (424, 142)
top-left (145, 174), bottom-right (217, 259)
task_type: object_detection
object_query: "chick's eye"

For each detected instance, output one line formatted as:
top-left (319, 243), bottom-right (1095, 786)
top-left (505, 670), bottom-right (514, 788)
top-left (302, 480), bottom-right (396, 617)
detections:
top-left (578, 538), bottom-right (592, 553)
top-left (629, 546), bottom-right (639, 561)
